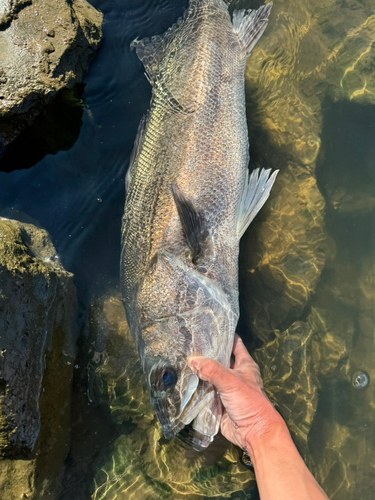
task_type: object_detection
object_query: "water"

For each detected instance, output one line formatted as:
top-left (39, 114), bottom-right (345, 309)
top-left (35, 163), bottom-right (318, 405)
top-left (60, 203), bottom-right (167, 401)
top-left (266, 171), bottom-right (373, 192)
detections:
top-left (0, 0), bottom-right (374, 499)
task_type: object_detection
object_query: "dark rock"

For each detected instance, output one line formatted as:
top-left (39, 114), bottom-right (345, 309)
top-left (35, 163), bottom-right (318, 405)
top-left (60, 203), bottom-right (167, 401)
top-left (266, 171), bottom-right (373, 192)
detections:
top-left (0, 218), bottom-right (77, 497)
top-left (0, 0), bottom-right (103, 154)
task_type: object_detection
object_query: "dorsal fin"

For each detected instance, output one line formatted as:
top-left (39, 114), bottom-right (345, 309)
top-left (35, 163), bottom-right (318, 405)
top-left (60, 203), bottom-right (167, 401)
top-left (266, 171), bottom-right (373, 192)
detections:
top-left (172, 184), bottom-right (209, 264)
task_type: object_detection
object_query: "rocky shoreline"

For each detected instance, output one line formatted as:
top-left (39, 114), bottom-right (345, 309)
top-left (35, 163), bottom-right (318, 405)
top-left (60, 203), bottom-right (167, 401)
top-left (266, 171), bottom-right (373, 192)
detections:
top-left (0, 0), bottom-right (103, 157)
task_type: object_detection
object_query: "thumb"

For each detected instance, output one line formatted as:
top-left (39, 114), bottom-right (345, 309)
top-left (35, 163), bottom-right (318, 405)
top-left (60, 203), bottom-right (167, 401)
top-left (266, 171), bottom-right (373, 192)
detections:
top-left (188, 356), bottom-right (235, 394)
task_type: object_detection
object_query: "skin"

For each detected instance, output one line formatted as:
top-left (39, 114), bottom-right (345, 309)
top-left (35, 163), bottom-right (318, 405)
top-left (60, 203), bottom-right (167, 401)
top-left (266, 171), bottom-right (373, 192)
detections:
top-left (188, 334), bottom-right (329, 500)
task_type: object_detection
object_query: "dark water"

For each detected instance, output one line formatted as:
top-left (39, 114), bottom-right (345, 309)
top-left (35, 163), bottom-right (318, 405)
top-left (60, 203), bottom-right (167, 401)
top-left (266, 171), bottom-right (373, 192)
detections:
top-left (1, 0), bottom-right (375, 499)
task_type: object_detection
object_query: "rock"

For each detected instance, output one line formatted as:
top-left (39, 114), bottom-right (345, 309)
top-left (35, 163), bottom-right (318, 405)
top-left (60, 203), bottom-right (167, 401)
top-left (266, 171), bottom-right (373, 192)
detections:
top-left (252, 252), bottom-right (375, 499)
top-left (0, 218), bottom-right (76, 498)
top-left (254, 303), bottom-right (348, 458)
top-left (0, 0), bottom-right (103, 154)
top-left (89, 295), bottom-right (255, 500)
top-left (240, 167), bottom-right (335, 343)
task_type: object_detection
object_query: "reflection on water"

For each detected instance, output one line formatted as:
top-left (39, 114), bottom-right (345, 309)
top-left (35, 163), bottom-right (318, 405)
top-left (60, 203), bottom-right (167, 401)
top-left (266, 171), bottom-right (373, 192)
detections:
top-left (0, 0), bottom-right (374, 498)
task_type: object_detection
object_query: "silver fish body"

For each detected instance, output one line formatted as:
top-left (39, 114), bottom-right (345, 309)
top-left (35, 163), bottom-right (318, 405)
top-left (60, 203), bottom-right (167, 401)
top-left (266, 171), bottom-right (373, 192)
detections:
top-left (121, 0), bottom-right (277, 449)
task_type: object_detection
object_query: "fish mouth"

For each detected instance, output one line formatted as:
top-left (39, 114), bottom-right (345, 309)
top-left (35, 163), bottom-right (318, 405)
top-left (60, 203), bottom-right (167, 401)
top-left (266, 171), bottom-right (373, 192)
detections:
top-left (161, 421), bottom-right (186, 439)
top-left (150, 370), bottom-right (200, 439)
top-left (192, 429), bottom-right (215, 451)
top-left (152, 395), bottom-right (186, 438)
top-left (152, 379), bottom-right (218, 442)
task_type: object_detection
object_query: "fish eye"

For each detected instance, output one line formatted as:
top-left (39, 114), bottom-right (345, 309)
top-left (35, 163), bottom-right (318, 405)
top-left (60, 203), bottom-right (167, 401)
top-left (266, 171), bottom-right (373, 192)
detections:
top-left (160, 368), bottom-right (177, 390)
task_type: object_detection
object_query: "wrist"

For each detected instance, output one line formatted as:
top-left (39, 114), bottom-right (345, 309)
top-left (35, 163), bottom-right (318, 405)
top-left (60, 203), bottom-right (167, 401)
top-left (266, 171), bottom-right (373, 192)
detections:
top-left (244, 409), bottom-right (290, 459)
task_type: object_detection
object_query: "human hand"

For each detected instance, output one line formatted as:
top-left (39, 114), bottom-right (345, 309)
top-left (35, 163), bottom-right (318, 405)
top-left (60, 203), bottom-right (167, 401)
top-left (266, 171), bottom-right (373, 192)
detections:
top-left (188, 334), bottom-right (285, 453)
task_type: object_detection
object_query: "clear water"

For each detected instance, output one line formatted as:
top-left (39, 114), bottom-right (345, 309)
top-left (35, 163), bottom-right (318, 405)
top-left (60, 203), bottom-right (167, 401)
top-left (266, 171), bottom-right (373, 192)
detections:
top-left (0, 0), bottom-right (374, 499)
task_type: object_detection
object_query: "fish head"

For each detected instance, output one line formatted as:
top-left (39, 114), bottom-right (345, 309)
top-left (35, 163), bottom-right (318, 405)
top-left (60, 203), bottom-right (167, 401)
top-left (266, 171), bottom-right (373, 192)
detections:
top-left (142, 309), bottom-right (223, 439)
top-left (144, 342), bottom-right (200, 438)
top-left (138, 251), bottom-right (237, 439)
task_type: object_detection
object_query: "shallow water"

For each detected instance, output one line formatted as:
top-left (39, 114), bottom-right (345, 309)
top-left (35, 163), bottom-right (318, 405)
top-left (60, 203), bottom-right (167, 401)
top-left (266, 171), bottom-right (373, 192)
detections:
top-left (1, 0), bottom-right (375, 499)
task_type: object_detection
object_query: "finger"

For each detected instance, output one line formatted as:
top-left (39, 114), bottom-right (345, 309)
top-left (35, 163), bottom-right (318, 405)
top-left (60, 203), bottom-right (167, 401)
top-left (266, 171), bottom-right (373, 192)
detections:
top-left (188, 356), bottom-right (237, 394)
top-left (232, 334), bottom-right (253, 368)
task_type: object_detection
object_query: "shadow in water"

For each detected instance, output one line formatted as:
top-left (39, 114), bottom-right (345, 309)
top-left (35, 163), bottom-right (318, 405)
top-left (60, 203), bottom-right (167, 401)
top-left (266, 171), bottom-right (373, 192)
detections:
top-left (0, 85), bottom-right (84, 173)
top-left (316, 97), bottom-right (375, 267)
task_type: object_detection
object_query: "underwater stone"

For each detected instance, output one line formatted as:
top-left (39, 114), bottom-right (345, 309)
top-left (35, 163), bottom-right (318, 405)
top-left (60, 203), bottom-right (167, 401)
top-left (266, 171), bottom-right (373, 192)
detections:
top-left (253, 249), bottom-right (375, 499)
top-left (0, 0), bottom-right (103, 155)
top-left (352, 372), bottom-right (369, 389)
top-left (0, 218), bottom-right (76, 497)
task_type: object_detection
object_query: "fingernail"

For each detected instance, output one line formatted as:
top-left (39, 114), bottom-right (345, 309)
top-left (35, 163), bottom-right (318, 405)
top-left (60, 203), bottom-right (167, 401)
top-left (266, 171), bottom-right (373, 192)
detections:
top-left (187, 358), bottom-right (199, 375)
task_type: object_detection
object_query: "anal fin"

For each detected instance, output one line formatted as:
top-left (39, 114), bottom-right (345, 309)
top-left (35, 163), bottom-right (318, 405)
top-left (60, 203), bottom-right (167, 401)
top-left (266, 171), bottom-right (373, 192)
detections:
top-left (237, 167), bottom-right (278, 238)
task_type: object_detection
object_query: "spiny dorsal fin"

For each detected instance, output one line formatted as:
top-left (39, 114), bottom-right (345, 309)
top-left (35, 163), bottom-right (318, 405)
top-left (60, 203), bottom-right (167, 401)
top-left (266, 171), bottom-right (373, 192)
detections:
top-left (172, 184), bottom-right (209, 264)
top-left (126, 114), bottom-right (147, 193)
top-left (237, 167), bottom-right (278, 238)
top-left (232, 2), bottom-right (272, 55)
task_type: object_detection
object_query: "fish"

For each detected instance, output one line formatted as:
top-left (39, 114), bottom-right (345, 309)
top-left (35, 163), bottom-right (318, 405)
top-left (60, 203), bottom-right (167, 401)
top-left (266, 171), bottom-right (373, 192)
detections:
top-left (121, 0), bottom-right (278, 450)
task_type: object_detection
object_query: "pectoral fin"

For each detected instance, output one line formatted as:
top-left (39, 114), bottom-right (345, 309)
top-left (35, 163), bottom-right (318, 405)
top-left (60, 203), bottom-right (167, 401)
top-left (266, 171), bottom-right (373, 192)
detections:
top-left (237, 167), bottom-right (278, 238)
top-left (172, 184), bottom-right (209, 264)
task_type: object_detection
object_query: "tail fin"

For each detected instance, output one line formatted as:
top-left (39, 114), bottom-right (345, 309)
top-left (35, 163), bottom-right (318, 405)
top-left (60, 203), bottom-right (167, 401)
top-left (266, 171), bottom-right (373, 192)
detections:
top-left (232, 2), bottom-right (272, 54)
top-left (237, 167), bottom-right (278, 238)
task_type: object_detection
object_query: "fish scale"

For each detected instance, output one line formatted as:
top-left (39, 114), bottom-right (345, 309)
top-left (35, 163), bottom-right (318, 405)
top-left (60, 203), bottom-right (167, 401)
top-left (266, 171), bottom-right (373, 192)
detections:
top-left (121, 0), bottom-right (277, 449)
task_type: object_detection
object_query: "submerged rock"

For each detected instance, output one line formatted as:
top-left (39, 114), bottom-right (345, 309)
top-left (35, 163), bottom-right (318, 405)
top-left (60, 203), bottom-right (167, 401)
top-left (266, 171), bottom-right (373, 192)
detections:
top-left (304, 257), bottom-right (375, 500)
top-left (252, 255), bottom-right (375, 499)
top-left (0, 0), bottom-right (103, 155)
top-left (0, 218), bottom-right (77, 497)
top-left (240, 0), bottom-right (375, 343)
top-left (89, 295), bottom-right (254, 500)
top-left (237, 0), bottom-right (375, 496)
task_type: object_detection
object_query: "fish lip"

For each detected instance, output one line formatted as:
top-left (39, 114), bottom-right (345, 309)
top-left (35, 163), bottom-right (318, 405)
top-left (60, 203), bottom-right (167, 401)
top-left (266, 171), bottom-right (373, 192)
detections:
top-left (152, 392), bottom-right (185, 438)
top-left (192, 431), bottom-right (214, 452)
top-left (153, 398), bottom-right (188, 439)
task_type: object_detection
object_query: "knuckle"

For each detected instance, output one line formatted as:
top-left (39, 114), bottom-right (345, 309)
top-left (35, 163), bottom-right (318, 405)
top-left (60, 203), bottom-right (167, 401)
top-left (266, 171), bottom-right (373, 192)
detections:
top-left (207, 361), bottom-right (222, 381)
